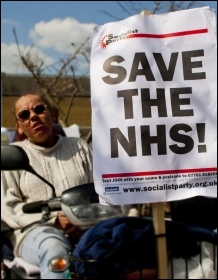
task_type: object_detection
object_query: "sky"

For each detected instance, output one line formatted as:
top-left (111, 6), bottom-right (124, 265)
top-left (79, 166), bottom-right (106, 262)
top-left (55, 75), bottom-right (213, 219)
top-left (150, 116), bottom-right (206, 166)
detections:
top-left (1, 1), bottom-right (217, 75)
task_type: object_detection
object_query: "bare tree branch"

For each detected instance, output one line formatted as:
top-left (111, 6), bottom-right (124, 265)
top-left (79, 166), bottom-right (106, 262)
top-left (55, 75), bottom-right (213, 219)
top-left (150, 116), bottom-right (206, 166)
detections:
top-left (101, 1), bottom-right (203, 19)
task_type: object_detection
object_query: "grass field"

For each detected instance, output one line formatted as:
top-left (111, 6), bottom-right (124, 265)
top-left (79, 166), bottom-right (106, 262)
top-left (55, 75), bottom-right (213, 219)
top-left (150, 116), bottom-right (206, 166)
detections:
top-left (2, 96), bottom-right (92, 129)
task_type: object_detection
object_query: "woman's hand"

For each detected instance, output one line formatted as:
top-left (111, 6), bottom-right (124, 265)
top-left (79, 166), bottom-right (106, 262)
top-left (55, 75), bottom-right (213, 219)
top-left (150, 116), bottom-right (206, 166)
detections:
top-left (55, 211), bottom-right (82, 238)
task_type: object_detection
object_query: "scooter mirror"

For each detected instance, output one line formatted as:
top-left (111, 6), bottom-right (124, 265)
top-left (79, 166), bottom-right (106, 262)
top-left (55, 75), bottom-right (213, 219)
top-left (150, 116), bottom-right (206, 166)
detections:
top-left (1, 145), bottom-right (56, 197)
top-left (1, 145), bottom-right (30, 171)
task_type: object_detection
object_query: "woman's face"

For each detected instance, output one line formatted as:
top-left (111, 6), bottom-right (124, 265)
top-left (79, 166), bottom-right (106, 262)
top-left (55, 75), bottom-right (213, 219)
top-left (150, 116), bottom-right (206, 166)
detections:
top-left (15, 94), bottom-right (55, 146)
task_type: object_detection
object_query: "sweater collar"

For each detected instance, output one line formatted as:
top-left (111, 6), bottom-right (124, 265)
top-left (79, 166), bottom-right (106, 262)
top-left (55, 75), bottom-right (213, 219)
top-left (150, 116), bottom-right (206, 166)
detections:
top-left (26, 136), bottom-right (63, 153)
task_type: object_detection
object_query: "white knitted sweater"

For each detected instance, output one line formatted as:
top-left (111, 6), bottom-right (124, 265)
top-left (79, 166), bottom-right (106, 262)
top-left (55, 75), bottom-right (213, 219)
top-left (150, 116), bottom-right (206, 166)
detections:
top-left (1, 136), bottom-right (93, 256)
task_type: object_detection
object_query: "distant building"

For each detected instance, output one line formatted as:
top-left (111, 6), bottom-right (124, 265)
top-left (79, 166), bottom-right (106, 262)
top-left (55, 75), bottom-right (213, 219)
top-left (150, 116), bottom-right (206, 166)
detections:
top-left (2, 74), bottom-right (91, 97)
top-left (1, 72), bottom-right (7, 125)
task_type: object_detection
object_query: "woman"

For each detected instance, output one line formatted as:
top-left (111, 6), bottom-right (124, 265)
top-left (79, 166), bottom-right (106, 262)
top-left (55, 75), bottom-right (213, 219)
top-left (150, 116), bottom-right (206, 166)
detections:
top-left (1, 93), bottom-right (93, 279)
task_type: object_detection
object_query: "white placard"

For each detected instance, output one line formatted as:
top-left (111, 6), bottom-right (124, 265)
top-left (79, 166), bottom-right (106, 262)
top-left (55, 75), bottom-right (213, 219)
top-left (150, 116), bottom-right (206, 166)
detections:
top-left (91, 7), bottom-right (217, 205)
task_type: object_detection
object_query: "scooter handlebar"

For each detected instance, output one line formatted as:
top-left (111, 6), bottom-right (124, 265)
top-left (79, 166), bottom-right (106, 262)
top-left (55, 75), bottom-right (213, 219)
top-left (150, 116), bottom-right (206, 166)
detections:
top-left (23, 198), bottom-right (61, 214)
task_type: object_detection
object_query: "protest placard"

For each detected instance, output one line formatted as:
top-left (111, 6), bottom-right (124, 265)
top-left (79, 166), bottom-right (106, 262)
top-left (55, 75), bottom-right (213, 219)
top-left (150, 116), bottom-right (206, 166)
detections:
top-left (91, 6), bottom-right (217, 205)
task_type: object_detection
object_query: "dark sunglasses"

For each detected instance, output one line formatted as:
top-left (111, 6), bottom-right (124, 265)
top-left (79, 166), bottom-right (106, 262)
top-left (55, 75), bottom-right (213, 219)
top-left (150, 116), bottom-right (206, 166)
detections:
top-left (16, 104), bottom-right (47, 121)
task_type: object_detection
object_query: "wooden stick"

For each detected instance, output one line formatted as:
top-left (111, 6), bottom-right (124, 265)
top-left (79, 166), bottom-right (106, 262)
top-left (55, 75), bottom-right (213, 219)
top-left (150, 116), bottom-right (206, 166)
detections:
top-left (140, 10), bottom-right (152, 16)
top-left (152, 203), bottom-right (168, 279)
